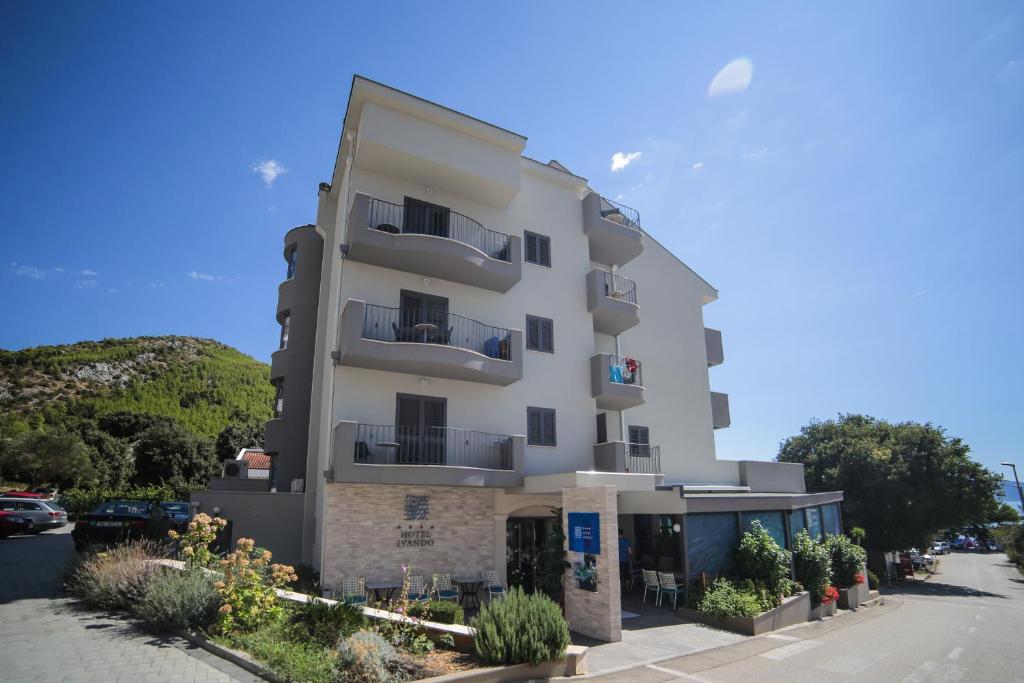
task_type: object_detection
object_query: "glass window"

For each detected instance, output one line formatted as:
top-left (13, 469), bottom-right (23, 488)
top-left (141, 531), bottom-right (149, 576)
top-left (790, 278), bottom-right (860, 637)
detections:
top-left (525, 315), bottom-right (554, 353)
top-left (686, 513), bottom-right (738, 578)
top-left (524, 231), bottom-right (551, 267)
top-left (286, 247), bottom-right (298, 279)
top-left (806, 506), bottom-right (823, 540)
top-left (821, 503), bottom-right (842, 536)
top-left (279, 315), bottom-right (291, 350)
top-left (741, 511), bottom-right (787, 548)
top-left (789, 509), bottom-right (806, 543)
top-left (273, 382), bottom-right (285, 418)
top-left (527, 407), bottom-right (556, 446)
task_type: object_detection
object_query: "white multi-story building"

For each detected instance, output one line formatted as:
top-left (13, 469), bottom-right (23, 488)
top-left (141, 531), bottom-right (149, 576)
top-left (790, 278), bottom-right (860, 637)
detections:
top-left (195, 76), bottom-right (842, 642)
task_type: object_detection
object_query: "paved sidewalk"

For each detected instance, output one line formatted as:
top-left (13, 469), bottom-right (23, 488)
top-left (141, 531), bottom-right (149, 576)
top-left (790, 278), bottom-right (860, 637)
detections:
top-left (0, 527), bottom-right (260, 683)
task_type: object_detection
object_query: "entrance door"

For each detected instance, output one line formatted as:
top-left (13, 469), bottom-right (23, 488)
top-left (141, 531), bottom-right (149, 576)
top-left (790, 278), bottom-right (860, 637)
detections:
top-left (506, 517), bottom-right (561, 597)
top-left (404, 197), bottom-right (450, 238)
top-left (628, 425), bottom-right (650, 457)
top-left (396, 394), bottom-right (446, 464)
top-left (400, 290), bottom-right (449, 343)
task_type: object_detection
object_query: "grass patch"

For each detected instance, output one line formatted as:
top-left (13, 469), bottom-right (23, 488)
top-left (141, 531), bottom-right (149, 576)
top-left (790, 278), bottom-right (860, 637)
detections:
top-left (214, 615), bottom-right (336, 683)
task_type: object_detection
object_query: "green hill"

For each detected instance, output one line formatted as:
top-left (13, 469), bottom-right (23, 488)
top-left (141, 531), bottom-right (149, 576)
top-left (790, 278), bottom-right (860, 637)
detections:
top-left (0, 336), bottom-right (274, 439)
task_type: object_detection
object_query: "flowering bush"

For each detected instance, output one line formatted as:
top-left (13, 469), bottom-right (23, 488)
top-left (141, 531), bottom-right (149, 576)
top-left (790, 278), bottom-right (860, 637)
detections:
top-left (854, 572), bottom-right (865, 585)
top-left (167, 512), bottom-right (227, 569)
top-left (823, 533), bottom-right (867, 588)
top-left (736, 521), bottom-right (792, 608)
top-left (792, 530), bottom-right (833, 605)
top-left (213, 538), bottom-right (296, 634)
top-left (821, 585), bottom-right (839, 606)
top-left (375, 566), bottom-right (434, 655)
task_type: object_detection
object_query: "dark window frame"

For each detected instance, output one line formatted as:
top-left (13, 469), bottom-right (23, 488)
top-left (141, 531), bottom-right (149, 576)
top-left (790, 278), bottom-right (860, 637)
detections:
top-left (527, 406), bottom-right (557, 447)
top-left (525, 315), bottom-right (554, 353)
top-left (524, 230), bottom-right (551, 267)
top-left (279, 314), bottom-right (291, 350)
top-left (286, 247), bottom-right (298, 280)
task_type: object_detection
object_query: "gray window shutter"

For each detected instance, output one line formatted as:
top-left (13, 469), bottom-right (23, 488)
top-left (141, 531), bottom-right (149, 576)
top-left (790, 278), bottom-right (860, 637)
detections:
top-left (527, 317), bottom-right (540, 350)
top-left (538, 236), bottom-right (550, 266)
top-left (541, 319), bottom-right (553, 352)
top-left (525, 233), bottom-right (538, 263)
top-left (527, 408), bottom-right (542, 444)
top-left (542, 410), bottom-right (556, 446)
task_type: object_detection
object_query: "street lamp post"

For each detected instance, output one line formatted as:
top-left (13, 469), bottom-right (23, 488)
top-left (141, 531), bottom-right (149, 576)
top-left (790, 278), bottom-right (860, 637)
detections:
top-left (1002, 462), bottom-right (1024, 517)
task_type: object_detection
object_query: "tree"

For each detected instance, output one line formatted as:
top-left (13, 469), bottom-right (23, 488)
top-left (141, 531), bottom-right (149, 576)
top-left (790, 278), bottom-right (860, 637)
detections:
top-left (215, 421), bottom-right (264, 462)
top-left (778, 414), bottom-right (1002, 559)
top-left (98, 411), bottom-right (178, 440)
top-left (131, 421), bottom-right (217, 490)
top-left (0, 429), bottom-right (99, 489)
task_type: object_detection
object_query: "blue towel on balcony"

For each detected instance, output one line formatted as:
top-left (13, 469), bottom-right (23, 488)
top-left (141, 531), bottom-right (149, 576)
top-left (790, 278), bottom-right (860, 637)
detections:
top-left (484, 337), bottom-right (501, 358)
top-left (609, 365), bottom-right (623, 383)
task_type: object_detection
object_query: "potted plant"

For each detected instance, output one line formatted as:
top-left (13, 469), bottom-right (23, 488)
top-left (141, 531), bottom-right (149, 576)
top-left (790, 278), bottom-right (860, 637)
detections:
top-left (571, 560), bottom-right (598, 592)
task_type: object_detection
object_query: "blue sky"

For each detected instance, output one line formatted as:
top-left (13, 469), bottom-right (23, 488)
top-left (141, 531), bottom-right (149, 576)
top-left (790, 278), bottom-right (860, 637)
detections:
top-left (1, 2), bottom-right (1022, 474)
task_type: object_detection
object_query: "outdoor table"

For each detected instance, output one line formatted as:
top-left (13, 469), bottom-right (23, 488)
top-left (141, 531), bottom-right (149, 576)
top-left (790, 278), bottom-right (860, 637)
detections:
top-left (365, 580), bottom-right (403, 604)
top-left (414, 322), bottom-right (438, 342)
top-left (453, 576), bottom-right (484, 609)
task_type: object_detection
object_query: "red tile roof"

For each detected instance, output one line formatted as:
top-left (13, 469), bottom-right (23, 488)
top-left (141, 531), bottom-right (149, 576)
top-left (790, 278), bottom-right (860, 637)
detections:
top-left (240, 449), bottom-right (271, 470)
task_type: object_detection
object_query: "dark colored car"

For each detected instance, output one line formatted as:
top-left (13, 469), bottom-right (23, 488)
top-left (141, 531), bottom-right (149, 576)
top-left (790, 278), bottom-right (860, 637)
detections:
top-left (158, 501), bottom-right (192, 531)
top-left (0, 511), bottom-right (35, 537)
top-left (71, 499), bottom-right (179, 551)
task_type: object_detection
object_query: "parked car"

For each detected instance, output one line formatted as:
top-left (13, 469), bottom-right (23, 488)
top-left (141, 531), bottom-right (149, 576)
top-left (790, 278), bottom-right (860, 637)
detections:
top-left (931, 541), bottom-right (951, 555)
top-left (71, 499), bottom-right (179, 551)
top-left (964, 537), bottom-right (978, 551)
top-left (0, 497), bottom-right (68, 532)
top-left (986, 540), bottom-right (998, 552)
top-left (0, 511), bottom-right (35, 537)
top-left (158, 501), bottom-right (192, 531)
top-left (907, 549), bottom-right (935, 569)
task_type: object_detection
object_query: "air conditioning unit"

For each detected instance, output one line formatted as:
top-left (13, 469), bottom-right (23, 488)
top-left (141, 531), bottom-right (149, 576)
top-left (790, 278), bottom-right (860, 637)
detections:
top-left (222, 460), bottom-right (249, 479)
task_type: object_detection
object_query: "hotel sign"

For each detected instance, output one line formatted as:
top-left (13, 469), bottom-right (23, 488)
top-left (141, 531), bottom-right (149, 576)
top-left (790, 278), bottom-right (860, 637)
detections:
top-left (567, 512), bottom-right (600, 554)
top-left (397, 495), bottom-right (434, 547)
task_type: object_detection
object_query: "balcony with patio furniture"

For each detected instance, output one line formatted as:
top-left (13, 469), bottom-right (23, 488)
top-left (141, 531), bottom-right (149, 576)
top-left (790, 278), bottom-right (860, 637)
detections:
top-left (581, 191), bottom-right (644, 266)
top-left (334, 299), bottom-right (523, 386)
top-left (587, 269), bottom-right (640, 335)
top-left (590, 353), bottom-right (645, 410)
top-left (344, 193), bottom-right (522, 292)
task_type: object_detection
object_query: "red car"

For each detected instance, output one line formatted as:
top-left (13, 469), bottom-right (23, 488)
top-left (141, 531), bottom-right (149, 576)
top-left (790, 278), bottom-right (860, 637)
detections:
top-left (0, 510), bottom-right (35, 537)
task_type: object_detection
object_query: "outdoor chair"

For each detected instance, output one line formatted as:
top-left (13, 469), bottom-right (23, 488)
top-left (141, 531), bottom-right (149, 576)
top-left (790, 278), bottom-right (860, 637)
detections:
top-left (431, 573), bottom-right (460, 602)
top-left (341, 577), bottom-right (367, 606)
top-left (407, 575), bottom-right (429, 602)
top-left (641, 569), bottom-right (661, 605)
top-left (480, 569), bottom-right (506, 601)
top-left (657, 572), bottom-right (680, 610)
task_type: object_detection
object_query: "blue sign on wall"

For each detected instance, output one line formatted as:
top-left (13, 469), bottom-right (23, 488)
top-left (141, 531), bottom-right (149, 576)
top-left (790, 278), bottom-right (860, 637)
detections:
top-left (567, 512), bottom-right (601, 555)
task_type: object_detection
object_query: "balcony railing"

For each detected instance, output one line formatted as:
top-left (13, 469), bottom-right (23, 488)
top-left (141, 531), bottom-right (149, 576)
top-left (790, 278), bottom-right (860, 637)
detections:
top-left (598, 196), bottom-right (642, 232)
top-left (367, 198), bottom-right (512, 262)
top-left (606, 354), bottom-right (643, 387)
top-left (361, 304), bottom-right (512, 361)
top-left (626, 444), bottom-right (661, 474)
top-left (353, 424), bottom-right (514, 470)
top-left (603, 271), bottom-right (638, 305)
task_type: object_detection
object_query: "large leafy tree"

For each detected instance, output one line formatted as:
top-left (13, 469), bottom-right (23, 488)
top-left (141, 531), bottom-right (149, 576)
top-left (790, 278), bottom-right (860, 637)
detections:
top-left (778, 414), bottom-right (1001, 555)
top-left (214, 414), bottom-right (265, 462)
top-left (0, 429), bottom-right (99, 489)
top-left (131, 421), bottom-right (217, 490)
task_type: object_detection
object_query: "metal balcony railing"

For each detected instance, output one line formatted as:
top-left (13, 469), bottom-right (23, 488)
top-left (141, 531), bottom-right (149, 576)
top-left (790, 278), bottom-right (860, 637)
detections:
top-left (367, 198), bottom-right (512, 261)
top-left (598, 196), bottom-right (642, 232)
top-left (603, 271), bottom-right (638, 305)
top-left (361, 304), bottom-right (512, 360)
top-left (606, 354), bottom-right (643, 387)
top-left (626, 444), bottom-right (661, 473)
top-left (353, 424), bottom-right (514, 470)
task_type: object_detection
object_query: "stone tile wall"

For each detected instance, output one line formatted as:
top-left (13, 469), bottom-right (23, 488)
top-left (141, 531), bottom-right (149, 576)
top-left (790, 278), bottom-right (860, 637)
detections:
top-left (562, 485), bottom-right (621, 642)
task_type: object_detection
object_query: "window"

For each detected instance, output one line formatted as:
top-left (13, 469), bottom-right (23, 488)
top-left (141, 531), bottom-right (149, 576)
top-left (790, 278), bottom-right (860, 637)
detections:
top-left (686, 513), bottom-right (738, 578)
top-left (628, 425), bottom-right (650, 456)
top-left (527, 407), bottom-right (556, 446)
top-left (279, 314), bottom-right (291, 350)
top-left (286, 247), bottom-right (298, 280)
top-left (525, 315), bottom-right (554, 353)
top-left (806, 506), bottom-right (823, 540)
top-left (821, 503), bottom-right (842, 536)
top-left (788, 509), bottom-right (806, 543)
top-left (396, 393), bottom-right (447, 464)
top-left (741, 511), bottom-right (787, 548)
top-left (596, 413), bottom-right (607, 444)
top-left (524, 231), bottom-right (551, 267)
top-left (404, 197), bottom-right (450, 237)
top-left (273, 381), bottom-right (284, 418)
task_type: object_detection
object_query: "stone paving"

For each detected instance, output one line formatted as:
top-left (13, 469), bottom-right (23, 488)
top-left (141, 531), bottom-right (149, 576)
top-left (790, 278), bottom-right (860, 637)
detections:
top-left (0, 526), bottom-right (261, 683)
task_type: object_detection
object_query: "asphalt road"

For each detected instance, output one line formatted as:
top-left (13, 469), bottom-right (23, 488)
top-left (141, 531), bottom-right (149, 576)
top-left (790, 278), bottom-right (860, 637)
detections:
top-left (591, 551), bottom-right (1024, 683)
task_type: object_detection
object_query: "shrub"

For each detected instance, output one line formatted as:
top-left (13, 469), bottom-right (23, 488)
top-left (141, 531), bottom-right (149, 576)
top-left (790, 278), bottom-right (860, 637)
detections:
top-left (697, 578), bottom-right (761, 618)
top-left (59, 484), bottom-right (180, 518)
top-left (792, 530), bottom-right (832, 605)
top-left (336, 630), bottom-right (410, 683)
top-left (407, 599), bottom-right (464, 625)
top-left (214, 538), bottom-right (297, 634)
top-left (867, 569), bottom-right (880, 590)
top-left (167, 512), bottom-right (227, 569)
top-left (736, 521), bottom-right (792, 608)
top-left (222, 616), bottom-right (335, 683)
top-left (287, 599), bottom-right (366, 648)
top-left (136, 567), bottom-right (219, 632)
top-left (289, 563), bottom-right (322, 596)
top-left (821, 585), bottom-right (839, 606)
top-left (471, 587), bottom-right (570, 666)
top-left (823, 534), bottom-right (867, 588)
top-left (65, 541), bottom-right (160, 610)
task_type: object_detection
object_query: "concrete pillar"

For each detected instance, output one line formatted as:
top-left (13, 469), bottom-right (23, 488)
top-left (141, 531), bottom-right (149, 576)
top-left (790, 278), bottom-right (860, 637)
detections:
top-left (494, 514), bottom-right (509, 585)
top-left (561, 486), bottom-right (621, 643)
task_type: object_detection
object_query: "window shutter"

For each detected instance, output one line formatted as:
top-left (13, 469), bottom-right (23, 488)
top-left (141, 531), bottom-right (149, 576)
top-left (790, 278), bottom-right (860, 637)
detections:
top-left (527, 409), bottom-right (542, 444)
top-left (541, 319), bottom-right (553, 352)
top-left (527, 317), bottom-right (540, 350)
top-left (538, 236), bottom-right (550, 267)
top-left (525, 233), bottom-right (538, 263)
top-left (542, 410), bottom-right (556, 446)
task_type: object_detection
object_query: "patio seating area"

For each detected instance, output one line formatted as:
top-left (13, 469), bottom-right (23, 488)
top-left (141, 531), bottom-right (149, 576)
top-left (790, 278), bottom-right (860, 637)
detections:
top-left (335, 569), bottom-right (508, 612)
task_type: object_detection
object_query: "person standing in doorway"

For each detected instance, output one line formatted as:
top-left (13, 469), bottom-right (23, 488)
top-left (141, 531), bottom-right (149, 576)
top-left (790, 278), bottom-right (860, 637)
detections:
top-left (618, 529), bottom-right (633, 591)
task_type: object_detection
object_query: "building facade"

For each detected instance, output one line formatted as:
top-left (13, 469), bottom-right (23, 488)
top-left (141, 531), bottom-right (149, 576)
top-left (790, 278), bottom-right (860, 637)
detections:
top-left (195, 76), bottom-right (842, 642)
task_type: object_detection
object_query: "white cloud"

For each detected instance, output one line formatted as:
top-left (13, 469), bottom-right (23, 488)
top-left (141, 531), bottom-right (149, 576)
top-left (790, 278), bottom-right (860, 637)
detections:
top-left (610, 151), bottom-right (642, 172)
top-left (251, 159), bottom-right (287, 187)
top-left (187, 271), bottom-right (236, 283)
top-left (708, 58), bottom-right (753, 98)
top-left (80, 269), bottom-right (99, 277)
top-left (10, 263), bottom-right (47, 279)
top-left (904, 289), bottom-right (928, 302)
top-left (75, 279), bottom-right (97, 288)
top-left (691, 161), bottom-right (704, 170)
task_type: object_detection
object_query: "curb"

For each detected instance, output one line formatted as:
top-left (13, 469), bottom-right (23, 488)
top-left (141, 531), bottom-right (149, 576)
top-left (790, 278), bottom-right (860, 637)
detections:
top-left (176, 629), bottom-right (282, 682)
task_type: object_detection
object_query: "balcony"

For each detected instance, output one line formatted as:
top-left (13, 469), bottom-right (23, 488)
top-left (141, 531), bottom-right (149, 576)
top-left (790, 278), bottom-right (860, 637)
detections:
top-left (269, 348), bottom-right (288, 382)
top-left (345, 193), bottom-right (522, 292)
top-left (335, 299), bottom-right (523, 386)
top-left (587, 269), bottom-right (640, 335)
top-left (593, 442), bottom-right (662, 474)
top-left (590, 353), bottom-right (645, 410)
top-left (582, 192), bottom-right (644, 266)
top-left (264, 417), bottom-right (286, 454)
top-left (711, 391), bottom-right (731, 429)
top-left (705, 327), bottom-right (724, 367)
top-left (330, 419), bottom-right (525, 488)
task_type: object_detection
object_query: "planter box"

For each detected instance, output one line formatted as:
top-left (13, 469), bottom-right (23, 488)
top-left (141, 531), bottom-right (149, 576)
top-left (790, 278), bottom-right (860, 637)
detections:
top-left (421, 646), bottom-right (587, 682)
top-left (809, 601), bottom-right (837, 620)
top-left (837, 582), bottom-right (869, 610)
top-left (678, 591), bottom-right (811, 636)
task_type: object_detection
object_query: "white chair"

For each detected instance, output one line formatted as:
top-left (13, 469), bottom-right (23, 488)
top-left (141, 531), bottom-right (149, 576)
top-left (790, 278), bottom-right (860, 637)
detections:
top-left (641, 569), bottom-right (661, 605)
top-left (657, 572), bottom-right (680, 609)
top-left (407, 575), bottom-right (429, 602)
top-left (341, 577), bottom-right (367, 606)
top-left (481, 569), bottom-right (506, 601)
top-left (432, 573), bottom-right (460, 602)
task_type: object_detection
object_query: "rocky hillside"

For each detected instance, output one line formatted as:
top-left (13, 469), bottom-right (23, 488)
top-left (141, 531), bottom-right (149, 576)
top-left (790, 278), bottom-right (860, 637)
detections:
top-left (0, 336), bottom-right (273, 439)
